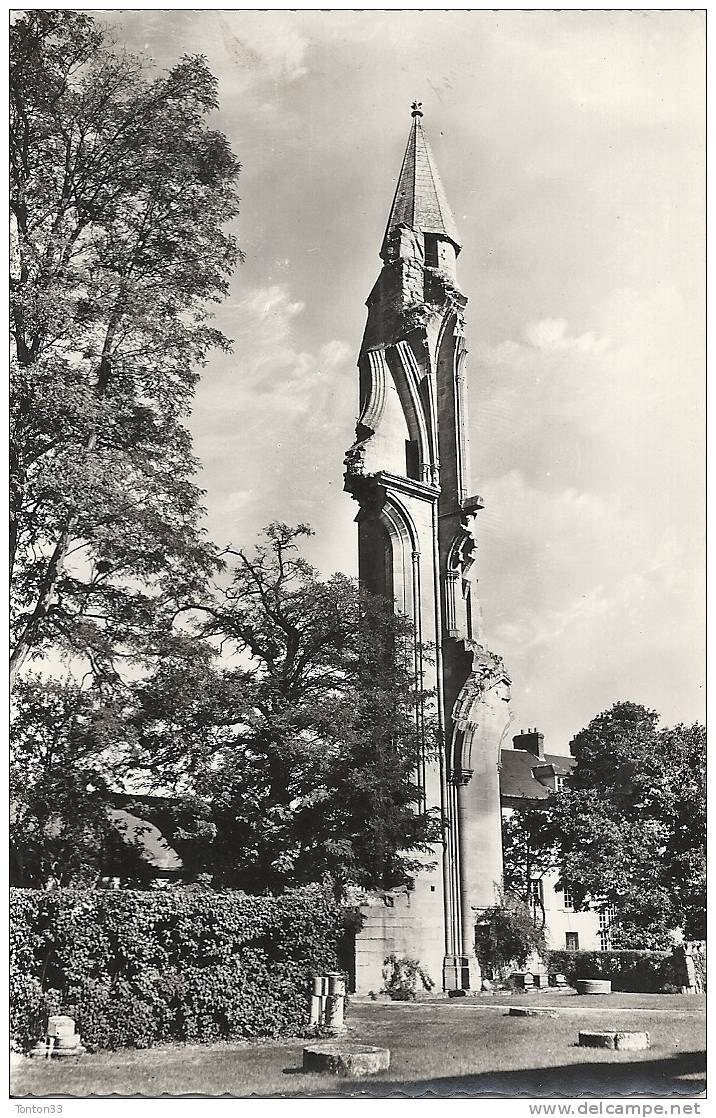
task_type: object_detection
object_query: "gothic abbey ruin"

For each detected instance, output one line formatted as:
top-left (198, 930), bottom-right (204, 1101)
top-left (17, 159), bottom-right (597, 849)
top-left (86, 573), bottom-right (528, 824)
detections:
top-left (344, 106), bottom-right (513, 993)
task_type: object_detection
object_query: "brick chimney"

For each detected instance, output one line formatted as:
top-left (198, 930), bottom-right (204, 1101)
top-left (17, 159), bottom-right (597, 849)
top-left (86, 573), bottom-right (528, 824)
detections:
top-left (512, 727), bottom-right (545, 759)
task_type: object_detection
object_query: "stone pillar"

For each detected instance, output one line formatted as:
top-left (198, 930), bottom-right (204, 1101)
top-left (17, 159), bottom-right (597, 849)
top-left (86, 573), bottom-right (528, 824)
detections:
top-left (459, 753), bottom-right (504, 912)
top-left (456, 775), bottom-right (481, 988)
top-left (450, 649), bottom-right (512, 931)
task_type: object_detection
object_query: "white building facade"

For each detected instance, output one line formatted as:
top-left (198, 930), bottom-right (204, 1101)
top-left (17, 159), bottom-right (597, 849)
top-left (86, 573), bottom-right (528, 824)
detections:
top-left (501, 729), bottom-right (608, 953)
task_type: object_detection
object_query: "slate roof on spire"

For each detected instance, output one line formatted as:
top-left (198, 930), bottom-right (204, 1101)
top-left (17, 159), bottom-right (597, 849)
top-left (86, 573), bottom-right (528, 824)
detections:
top-left (382, 111), bottom-right (462, 256)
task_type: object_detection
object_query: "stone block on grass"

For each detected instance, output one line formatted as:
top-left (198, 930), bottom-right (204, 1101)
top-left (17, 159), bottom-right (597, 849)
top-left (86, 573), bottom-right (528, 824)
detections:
top-left (579, 1030), bottom-right (650, 1051)
top-left (509, 1007), bottom-right (558, 1018)
top-left (511, 972), bottom-right (534, 991)
top-left (579, 1031), bottom-right (616, 1049)
top-left (615, 1032), bottom-right (650, 1051)
top-left (577, 979), bottom-right (612, 995)
top-left (303, 1042), bottom-right (390, 1077)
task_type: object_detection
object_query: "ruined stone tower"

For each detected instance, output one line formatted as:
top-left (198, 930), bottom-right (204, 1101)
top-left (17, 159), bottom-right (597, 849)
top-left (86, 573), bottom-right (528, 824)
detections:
top-left (344, 105), bottom-right (512, 993)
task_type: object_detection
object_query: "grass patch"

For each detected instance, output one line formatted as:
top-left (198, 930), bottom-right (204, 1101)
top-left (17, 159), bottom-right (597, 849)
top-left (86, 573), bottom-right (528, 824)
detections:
top-left (416, 991), bottom-right (706, 1012)
top-left (12, 998), bottom-right (705, 1099)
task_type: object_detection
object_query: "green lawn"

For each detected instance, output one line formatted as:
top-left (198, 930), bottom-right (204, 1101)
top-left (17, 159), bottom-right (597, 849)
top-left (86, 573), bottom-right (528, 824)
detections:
top-left (392, 990), bottom-right (706, 1012)
top-left (12, 996), bottom-right (705, 1099)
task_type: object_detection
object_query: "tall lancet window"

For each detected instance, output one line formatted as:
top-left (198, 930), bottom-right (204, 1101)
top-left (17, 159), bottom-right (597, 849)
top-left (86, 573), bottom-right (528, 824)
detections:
top-left (405, 439), bottom-right (420, 480)
top-left (424, 233), bottom-right (439, 269)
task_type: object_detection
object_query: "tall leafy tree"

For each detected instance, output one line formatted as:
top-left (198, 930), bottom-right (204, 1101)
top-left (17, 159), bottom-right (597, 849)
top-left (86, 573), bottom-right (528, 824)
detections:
top-left (131, 524), bottom-right (441, 894)
top-left (554, 702), bottom-right (706, 944)
top-left (501, 803), bottom-right (558, 929)
top-left (10, 12), bottom-right (241, 685)
top-left (10, 674), bottom-right (150, 888)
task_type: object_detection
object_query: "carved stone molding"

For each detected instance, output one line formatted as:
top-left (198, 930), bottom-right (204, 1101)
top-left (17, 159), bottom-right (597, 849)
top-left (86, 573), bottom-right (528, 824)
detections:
top-left (449, 645), bottom-right (512, 780)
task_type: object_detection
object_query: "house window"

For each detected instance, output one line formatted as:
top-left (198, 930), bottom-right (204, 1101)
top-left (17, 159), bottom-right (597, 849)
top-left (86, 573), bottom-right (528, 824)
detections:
top-left (598, 906), bottom-right (615, 949)
top-left (424, 234), bottom-right (439, 269)
top-left (565, 932), bottom-right (579, 952)
top-left (598, 908), bottom-right (614, 929)
top-left (554, 775), bottom-right (565, 792)
top-left (528, 878), bottom-right (543, 906)
top-left (562, 884), bottom-right (574, 910)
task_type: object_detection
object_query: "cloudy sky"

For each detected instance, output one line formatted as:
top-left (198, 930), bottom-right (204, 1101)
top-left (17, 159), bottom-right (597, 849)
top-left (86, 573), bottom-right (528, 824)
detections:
top-left (99, 10), bottom-right (704, 751)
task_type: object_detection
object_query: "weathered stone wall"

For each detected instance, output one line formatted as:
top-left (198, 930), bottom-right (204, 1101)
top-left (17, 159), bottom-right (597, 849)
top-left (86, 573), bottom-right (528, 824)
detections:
top-left (354, 871), bottom-right (445, 994)
top-left (672, 942), bottom-right (706, 993)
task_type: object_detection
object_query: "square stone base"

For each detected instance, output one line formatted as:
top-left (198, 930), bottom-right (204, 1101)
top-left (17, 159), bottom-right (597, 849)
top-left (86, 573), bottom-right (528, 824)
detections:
top-left (443, 953), bottom-right (481, 992)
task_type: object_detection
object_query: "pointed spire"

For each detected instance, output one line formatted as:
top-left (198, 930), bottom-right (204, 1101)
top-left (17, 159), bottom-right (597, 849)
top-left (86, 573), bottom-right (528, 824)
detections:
top-left (382, 105), bottom-right (461, 258)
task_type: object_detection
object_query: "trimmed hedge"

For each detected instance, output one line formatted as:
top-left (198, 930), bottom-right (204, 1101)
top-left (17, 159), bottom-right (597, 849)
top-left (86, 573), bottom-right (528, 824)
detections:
top-left (10, 885), bottom-right (342, 1051)
top-left (547, 949), bottom-right (681, 993)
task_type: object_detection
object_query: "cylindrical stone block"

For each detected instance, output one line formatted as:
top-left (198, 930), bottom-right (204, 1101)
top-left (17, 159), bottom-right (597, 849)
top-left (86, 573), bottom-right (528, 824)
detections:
top-left (309, 994), bottom-right (322, 1026)
top-left (47, 1016), bottom-right (76, 1039)
top-left (303, 1043), bottom-right (390, 1077)
top-left (325, 995), bottom-right (345, 1031)
top-left (577, 979), bottom-right (612, 995)
top-left (327, 973), bottom-right (346, 997)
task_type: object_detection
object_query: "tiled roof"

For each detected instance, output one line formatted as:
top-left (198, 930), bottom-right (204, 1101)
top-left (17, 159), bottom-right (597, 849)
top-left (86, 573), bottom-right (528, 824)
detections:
top-left (543, 755), bottom-right (574, 775)
top-left (108, 808), bottom-right (182, 870)
top-left (382, 116), bottom-right (461, 255)
top-left (500, 749), bottom-right (576, 802)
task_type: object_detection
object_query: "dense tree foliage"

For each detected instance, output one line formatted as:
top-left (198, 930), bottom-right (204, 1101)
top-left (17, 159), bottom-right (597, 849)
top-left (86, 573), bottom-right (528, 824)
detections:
top-left (554, 702), bottom-right (706, 944)
top-left (130, 524), bottom-right (442, 894)
top-left (475, 891), bottom-right (547, 975)
top-left (501, 803), bottom-right (558, 929)
top-left (10, 11), bottom-right (241, 685)
top-left (12, 525), bottom-right (442, 895)
top-left (10, 675), bottom-right (149, 888)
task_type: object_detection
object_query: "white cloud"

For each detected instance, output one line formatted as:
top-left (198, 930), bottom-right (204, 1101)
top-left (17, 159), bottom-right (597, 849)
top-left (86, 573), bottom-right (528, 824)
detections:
top-left (217, 15), bottom-right (308, 83)
top-left (240, 285), bottom-right (305, 321)
top-left (523, 317), bottom-right (608, 354)
top-left (476, 465), bottom-right (704, 748)
top-left (320, 339), bottom-right (352, 369)
top-left (475, 317), bottom-right (609, 372)
top-left (223, 285), bottom-right (350, 415)
top-left (189, 283), bottom-right (355, 552)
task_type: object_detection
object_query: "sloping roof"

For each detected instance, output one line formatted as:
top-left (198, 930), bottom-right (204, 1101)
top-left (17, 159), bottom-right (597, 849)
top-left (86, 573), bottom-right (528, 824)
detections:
top-left (500, 749), bottom-right (576, 802)
top-left (543, 755), bottom-right (574, 775)
top-left (107, 807), bottom-right (182, 871)
top-left (382, 113), bottom-right (461, 255)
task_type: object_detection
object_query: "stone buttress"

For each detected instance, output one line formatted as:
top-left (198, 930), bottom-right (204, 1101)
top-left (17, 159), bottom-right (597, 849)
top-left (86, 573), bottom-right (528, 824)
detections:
top-left (344, 105), bottom-right (513, 992)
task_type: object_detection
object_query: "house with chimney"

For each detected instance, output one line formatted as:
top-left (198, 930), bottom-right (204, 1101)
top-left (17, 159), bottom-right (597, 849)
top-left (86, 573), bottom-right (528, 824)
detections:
top-left (501, 728), bottom-right (610, 953)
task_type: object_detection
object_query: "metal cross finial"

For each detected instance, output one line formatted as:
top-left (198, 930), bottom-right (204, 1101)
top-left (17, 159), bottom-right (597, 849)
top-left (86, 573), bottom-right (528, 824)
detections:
top-left (411, 100), bottom-right (423, 118)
